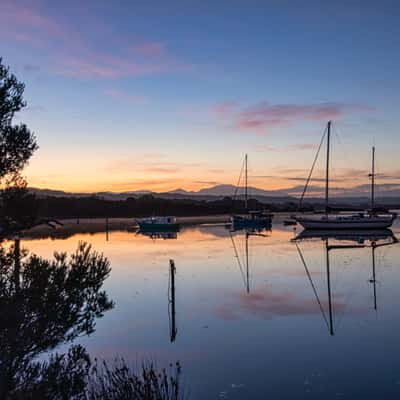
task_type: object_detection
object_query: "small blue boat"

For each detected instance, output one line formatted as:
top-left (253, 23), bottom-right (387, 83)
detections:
top-left (231, 211), bottom-right (272, 230)
top-left (137, 216), bottom-right (180, 232)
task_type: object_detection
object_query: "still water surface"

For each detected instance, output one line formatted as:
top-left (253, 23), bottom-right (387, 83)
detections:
top-left (22, 218), bottom-right (400, 399)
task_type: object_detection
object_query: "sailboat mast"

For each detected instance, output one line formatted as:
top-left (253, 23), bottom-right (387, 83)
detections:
top-left (245, 154), bottom-right (248, 211)
top-left (325, 121), bottom-right (331, 215)
top-left (371, 146), bottom-right (375, 210)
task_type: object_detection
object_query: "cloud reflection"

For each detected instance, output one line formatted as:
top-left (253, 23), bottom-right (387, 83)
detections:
top-left (216, 285), bottom-right (346, 321)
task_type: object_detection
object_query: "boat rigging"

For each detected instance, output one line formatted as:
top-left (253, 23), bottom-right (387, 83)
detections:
top-left (295, 121), bottom-right (397, 230)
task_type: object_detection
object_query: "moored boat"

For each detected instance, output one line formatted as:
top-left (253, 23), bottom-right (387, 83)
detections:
top-left (295, 213), bottom-right (396, 230)
top-left (232, 211), bottom-right (272, 230)
top-left (231, 154), bottom-right (273, 230)
top-left (137, 216), bottom-right (180, 232)
top-left (294, 121), bottom-right (397, 230)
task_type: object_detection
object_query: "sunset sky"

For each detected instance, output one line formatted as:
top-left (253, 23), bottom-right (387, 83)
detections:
top-left (1, 0), bottom-right (400, 193)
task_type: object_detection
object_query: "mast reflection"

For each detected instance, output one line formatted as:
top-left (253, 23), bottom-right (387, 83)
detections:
top-left (230, 228), bottom-right (270, 293)
top-left (293, 229), bottom-right (398, 336)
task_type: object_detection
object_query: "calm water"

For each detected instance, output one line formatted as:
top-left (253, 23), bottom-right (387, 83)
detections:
top-left (19, 217), bottom-right (400, 399)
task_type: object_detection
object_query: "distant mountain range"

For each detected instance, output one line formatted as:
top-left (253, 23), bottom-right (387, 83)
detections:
top-left (28, 183), bottom-right (400, 205)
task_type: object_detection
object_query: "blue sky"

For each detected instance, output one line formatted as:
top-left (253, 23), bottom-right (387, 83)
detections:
top-left (1, 0), bottom-right (399, 192)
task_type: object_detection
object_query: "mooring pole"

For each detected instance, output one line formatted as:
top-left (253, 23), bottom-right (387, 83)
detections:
top-left (169, 259), bottom-right (177, 342)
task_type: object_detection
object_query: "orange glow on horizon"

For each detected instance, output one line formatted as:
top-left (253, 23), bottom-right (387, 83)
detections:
top-left (26, 177), bottom-right (304, 193)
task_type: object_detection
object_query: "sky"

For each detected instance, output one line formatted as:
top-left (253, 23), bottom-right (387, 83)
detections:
top-left (1, 0), bottom-right (400, 193)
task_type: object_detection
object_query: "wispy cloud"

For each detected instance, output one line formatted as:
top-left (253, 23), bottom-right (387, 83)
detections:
top-left (212, 100), bottom-right (374, 134)
top-left (256, 143), bottom-right (318, 152)
top-left (211, 101), bottom-right (239, 118)
top-left (129, 41), bottom-right (166, 57)
top-left (0, 1), bottom-right (189, 79)
top-left (194, 180), bottom-right (220, 185)
top-left (104, 89), bottom-right (148, 104)
top-left (55, 51), bottom-right (187, 79)
top-left (103, 158), bottom-right (201, 175)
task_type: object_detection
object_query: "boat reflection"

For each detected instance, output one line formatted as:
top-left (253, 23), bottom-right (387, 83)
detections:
top-left (293, 229), bottom-right (398, 336)
top-left (230, 228), bottom-right (270, 293)
top-left (294, 228), bottom-right (396, 243)
top-left (137, 230), bottom-right (178, 240)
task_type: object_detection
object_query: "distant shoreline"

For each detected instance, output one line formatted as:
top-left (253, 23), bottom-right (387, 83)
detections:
top-left (21, 215), bottom-right (233, 239)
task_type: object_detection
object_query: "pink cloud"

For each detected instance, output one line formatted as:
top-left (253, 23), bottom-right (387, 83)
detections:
top-left (286, 143), bottom-right (318, 150)
top-left (0, 1), bottom-right (75, 46)
top-left (212, 101), bottom-right (239, 117)
top-left (104, 89), bottom-right (148, 104)
top-left (130, 41), bottom-right (166, 57)
top-left (213, 100), bottom-right (374, 134)
top-left (57, 52), bottom-right (183, 78)
top-left (256, 143), bottom-right (318, 152)
top-left (0, 1), bottom-right (189, 79)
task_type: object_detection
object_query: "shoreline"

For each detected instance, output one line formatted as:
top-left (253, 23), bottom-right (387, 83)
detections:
top-left (21, 215), bottom-right (233, 239)
top-left (20, 213), bottom-right (299, 240)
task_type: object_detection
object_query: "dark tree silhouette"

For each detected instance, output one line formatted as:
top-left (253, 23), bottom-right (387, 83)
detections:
top-left (0, 58), bottom-right (38, 182)
top-left (0, 177), bottom-right (39, 233)
top-left (0, 241), bottom-right (184, 399)
top-left (0, 58), bottom-right (39, 235)
top-left (0, 241), bottom-right (113, 398)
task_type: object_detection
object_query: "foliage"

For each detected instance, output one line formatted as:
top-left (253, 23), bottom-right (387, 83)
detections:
top-left (87, 360), bottom-right (183, 400)
top-left (0, 241), bottom-right (113, 397)
top-left (0, 177), bottom-right (39, 232)
top-left (0, 240), bottom-right (184, 399)
top-left (0, 58), bottom-right (38, 182)
top-left (31, 194), bottom-right (288, 219)
top-left (7, 345), bottom-right (90, 400)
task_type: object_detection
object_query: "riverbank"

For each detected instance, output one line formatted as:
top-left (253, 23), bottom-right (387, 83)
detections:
top-left (22, 215), bottom-right (232, 239)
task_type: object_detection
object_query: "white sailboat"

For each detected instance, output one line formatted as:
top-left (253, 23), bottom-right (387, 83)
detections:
top-left (295, 121), bottom-right (397, 230)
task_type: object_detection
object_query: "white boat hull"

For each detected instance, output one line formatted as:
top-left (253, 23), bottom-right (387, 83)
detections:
top-left (296, 215), bottom-right (396, 230)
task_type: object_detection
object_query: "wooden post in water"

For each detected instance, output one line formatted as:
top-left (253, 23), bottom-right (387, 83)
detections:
top-left (106, 217), bottom-right (109, 241)
top-left (169, 259), bottom-right (177, 342)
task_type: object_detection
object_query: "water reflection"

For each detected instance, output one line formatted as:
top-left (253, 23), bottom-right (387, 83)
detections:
top-left (294, 229), bottom-right (398, 336)
top-left (138, 230), bottom-right (178, 240)
top-left (230, 228), bottom-right (270, 293)
top-left (10, 224), bottom-right (400, 399)
top-left (0, 239), bottom-right (113, 397)
top-left (169, 259), bottom-right (177, 342)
